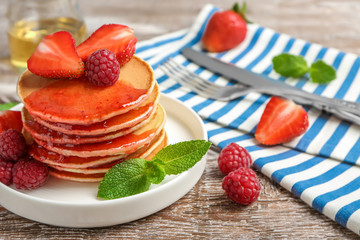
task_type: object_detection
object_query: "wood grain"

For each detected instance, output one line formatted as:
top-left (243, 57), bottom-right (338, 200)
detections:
top-left (0, 0), bottom-right (359, 238)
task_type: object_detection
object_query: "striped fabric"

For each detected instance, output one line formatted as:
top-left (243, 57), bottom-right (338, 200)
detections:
top-left (135, 4), bottom-right (360, 235)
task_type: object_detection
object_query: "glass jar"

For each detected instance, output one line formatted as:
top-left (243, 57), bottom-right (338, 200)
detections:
top-left (7, 0), bottom-right (88, 72)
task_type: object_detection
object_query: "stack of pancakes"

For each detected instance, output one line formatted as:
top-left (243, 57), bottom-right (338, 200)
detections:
top-left (17, 56), bottom-right (167, 182)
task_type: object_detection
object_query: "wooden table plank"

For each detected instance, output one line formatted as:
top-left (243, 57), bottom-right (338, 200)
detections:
top-left (0, 0), bottom-right (359, 238)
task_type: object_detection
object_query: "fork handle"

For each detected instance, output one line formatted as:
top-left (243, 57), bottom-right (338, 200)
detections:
top-left (260, 86), bottom-right (360, 114)
top-left (229, 85), bottom-right (360, 124)
top-left (281, 92), bottom-right (360, 125)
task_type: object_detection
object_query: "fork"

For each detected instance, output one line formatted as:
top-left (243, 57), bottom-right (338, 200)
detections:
top-left (0, 95), bottom-right (20, 104)
top-left (159, 58), bottom-right (277, 101)
top-left (159, 58), bottom-right (334, 104)
top-left (0, 82), bottom-right (20, 104)
top-left (159, 58), bottom-right (360, 125)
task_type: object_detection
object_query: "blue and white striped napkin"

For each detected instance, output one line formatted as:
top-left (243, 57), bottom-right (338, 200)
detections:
top-left (135, 4), bottom-right (360, 235)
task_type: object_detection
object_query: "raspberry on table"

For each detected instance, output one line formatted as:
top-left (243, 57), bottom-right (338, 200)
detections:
top-left (0, 129), bottom-right (26, 161)
top-left (85, 49), bottom-right (120, 86)
top-left (222, 167), bottom-right (261, 205)
top-left (0, 157), bottom-right (14, 186)
top-left (218, 142), bottom-right (252, 175)
top-left (12, 157), bottom-right (49, 190)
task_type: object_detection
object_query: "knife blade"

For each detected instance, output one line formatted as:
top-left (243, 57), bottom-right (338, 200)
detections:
top-left (182, 48), bottom-right (295, 90)
top-left (181, 47), bottom-right (360, 115)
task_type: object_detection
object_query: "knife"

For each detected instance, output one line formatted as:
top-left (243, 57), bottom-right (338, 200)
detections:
top-left (181, 48), bottom-right (360, 118)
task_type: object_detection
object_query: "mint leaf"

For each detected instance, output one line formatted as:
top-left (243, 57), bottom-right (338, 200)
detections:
top-left (97, 140), bottom-right (211, 200)
top-left (272, 53), bottom-right (337, 85)
top-left (145, 159), bottom-right (166, 184)
top-left (153, 140), bottom-right (211, 175)
top-left (309, 60), bottom-right (336, 84)
top-left (0, 102), bottom-right (18, 111)
top-left (272, 53), bottom-right (308, 78)
top-left (97, 158), bottom-right (150, 199)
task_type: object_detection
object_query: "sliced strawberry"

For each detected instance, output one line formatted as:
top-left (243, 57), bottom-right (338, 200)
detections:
top-left (255, 97), bottom-right (309, 145)
top-left (77, 24), bottom-right (137, 66)
top-left (0, 110), bottom-right (23, 134)
top-left (27, 31), bottom-right (84, 78)
top-left (116, 37), bottom-right (137, 66)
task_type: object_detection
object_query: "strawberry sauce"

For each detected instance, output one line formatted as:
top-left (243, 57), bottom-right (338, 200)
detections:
top-left (35, 103), bottom-right (154, 135)
top-left (33, 129), bottom-right (158, 158)
top-left (29, 143), bottom-right (121, 165)
top-left (24, 78), bottom-right (148, 124)
top-left (40, 130), bottom-right (155, 152)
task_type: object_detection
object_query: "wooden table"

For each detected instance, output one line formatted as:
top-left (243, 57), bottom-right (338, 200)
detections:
top-left (0, 0), bottom-right (359, 238)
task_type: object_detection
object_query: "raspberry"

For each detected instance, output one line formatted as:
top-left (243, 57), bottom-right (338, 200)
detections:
top-left (12, 157), bottom-right (49, 190)
top-left (218, 142), bottom-right (252, 175)
top-left (222, 167), bottom-right (261, 205)
top-left (85, 49), bottom-right (120, 86)
top-left (0, 157), bottom-right (14, 186)
top-left (0, 129), bottom-right (26, 161)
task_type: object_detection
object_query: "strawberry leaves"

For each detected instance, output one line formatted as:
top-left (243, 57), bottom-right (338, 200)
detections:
top-left (232, 2), bottom-right (252, 23)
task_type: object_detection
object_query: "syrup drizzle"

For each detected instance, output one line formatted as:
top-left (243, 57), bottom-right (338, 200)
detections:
top-left (24, 78), bottom-right (148, 124)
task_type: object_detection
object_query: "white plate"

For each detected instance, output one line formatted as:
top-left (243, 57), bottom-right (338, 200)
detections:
top-left (0, 94), bottom-right (207, 228)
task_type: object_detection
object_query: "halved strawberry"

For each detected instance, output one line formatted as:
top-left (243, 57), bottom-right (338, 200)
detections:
top-left (0, 111), bottom-right (23, 134)
top-left (255, 97), bottom-right (309, 145)
top-left (116, 37), bottom-right (137, 66)
top-left (77, 24), bottom-right (137, 66)
top-left (27, 31), bottom-right (84, 78)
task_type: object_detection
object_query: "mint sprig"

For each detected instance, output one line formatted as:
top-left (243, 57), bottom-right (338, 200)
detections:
top-left (272, 53), bottom-right (308, 78)
top-left (0, 102), bottom-right (18, 111)
top-left (309, 60), bottom-right (336, 84)
top-left (272, 53), bottom-right (336, 84)
top-left (97, 140), bottom-right (211, 200)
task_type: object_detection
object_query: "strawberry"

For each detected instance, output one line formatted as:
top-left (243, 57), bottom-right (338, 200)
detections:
top-left (27, 31), bottom-right (84, 78)
top-left (77, 24), bottom-right (137, 66)
top-left (202, 3), bottom-right (249, 52)
top-left (116, 37), bottom-right (137, 66)
top-left (0, 111), bottom-right (22, 134)
top-left (255, 97), bottom-right (309, 145)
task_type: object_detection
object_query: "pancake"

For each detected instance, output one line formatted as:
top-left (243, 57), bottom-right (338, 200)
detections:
top-left (143, 133), bottom-right (167, 160)
top-left (31, 83), bottom-right (160, 136)
top-left (49, 131), bottom-right (167, 174)
top-left (49, 133), bottom-right (168, 182)
top-left (49, 170), bottom-right (105, 182)
top-left (17, 56), bottom-right (155, 125)
top-left (32, 104), bottom-right (166, 157)
top-left (19, 54), bottom-right (168, 183)
top-left (23, 104), bottom-right (157, 144)
top-left (29, 143), bottom-right (126, 169)
top-left (29, 130), bottom-right (166, 169)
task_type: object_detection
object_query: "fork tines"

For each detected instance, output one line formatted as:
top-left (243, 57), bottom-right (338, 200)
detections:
top-left (159, 58), bottom-right (219, 97)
